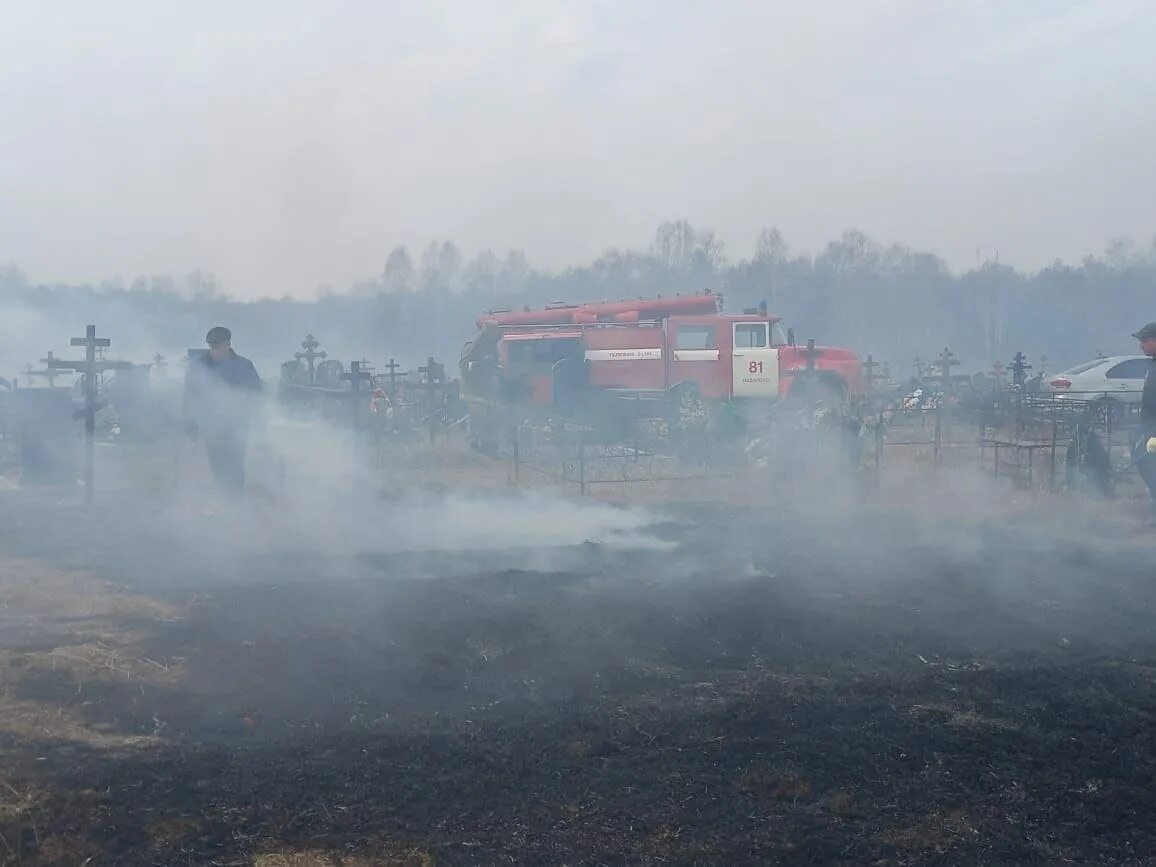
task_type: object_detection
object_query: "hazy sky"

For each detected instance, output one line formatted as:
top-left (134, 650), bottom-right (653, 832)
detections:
top-left (2, 0), bottom-right (1154, 298)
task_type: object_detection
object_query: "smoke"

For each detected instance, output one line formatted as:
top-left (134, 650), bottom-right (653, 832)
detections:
top-left (5, 336), bottom-right (1154, 773)
top-left (0, 287), bottom-right (1147, 662)
top-left (137, 402), bottom-right (676, 575)
top-left (0, 304), bottom-right (61, 384)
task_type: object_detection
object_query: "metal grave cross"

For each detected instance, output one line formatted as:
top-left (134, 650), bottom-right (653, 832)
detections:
top-left (417, 357), bottom-right (449, 443)
top-left (861, 354), bottom-right (883, 390)
top-left (1008, 351), bottom-right (1032, 389)
top-left (382, 357), bottom-right (407, 399)
top-left (342, 360), bottom-right (374, 428)
top-left (26, 351), bottom-right (65, 388)
top-left (294, 334), bottom-right (327, 384)
top-left (47, 325), bottom-right (133, 505)
top-left (933, 347), bottom-right (959, 395)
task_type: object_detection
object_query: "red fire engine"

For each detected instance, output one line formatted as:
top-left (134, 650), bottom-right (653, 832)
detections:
top-left (460, 291), bottom-right (861, 425)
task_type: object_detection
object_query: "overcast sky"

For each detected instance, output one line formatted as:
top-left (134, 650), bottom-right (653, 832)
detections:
top-left (1, 0), bottom-right (1153, 298)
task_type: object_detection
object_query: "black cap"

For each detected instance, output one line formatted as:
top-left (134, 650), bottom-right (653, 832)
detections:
top-left (205, 326), bottom-right (232, 345)
top-left (1132, 322), bottom-right (1156, 341)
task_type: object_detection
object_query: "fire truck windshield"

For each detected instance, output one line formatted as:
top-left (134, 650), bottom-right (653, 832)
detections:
top-left (771, 322), bottom-right (789, 346)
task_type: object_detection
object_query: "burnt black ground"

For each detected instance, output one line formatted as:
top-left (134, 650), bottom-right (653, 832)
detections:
top-left (1, 488), bottom-right (1155, 865)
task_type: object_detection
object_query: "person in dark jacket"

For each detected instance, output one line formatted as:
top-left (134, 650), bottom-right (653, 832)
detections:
top-left (183, 326), bottom-right (262, 493)
top-left (1132, 322), bottom-right (1156, 508)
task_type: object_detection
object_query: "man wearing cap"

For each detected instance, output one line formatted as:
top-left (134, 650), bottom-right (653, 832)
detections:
top-left (1132, 322), bottom-right (1156, 510)
top-left (183, 326), bottom-right (262, 494)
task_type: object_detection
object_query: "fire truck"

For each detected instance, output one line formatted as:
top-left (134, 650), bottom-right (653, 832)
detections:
top-left (460, 290), bottom-right (861, 444)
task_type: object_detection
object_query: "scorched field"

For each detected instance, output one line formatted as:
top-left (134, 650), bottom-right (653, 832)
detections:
top-left (1, 473), bottom-right (1155, 865)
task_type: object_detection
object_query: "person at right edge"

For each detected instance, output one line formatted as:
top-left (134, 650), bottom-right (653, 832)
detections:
top-left (183, 326), bottom-right (263, 494)
top-left (1133, 322), bottom-right (1156, 517)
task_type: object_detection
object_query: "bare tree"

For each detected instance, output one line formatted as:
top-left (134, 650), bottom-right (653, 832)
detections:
top-left (820, 229), bottom-right (881, 275)
top-left (184, 269), bottom-right (222, 302)
top-left (500, 249), bottom-right (529, 292)
top-left (463, 250), bottom-right (500, 296)
top-left (652, 220), bottom-right (697, 270)
top-left (754, 228), bottom-right (788, 264)
top-left (382, 245), bottom-right (415, 293)
top-left (438, 241), bottom-right (463, 290)
top-left (1104, 237), bottom-right (1137, 270)
top-left (694, 231), bottom-right (727, 271)
top-left (419, 241), bottom-right (442, 292)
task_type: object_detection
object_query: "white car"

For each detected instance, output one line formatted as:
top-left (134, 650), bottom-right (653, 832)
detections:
top-left (1043, 356), bottom-right (1152, 419)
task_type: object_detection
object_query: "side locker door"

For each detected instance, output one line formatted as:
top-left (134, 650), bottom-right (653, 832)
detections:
top-left (669, 321), bottom-right (723, 397)
top-left (732, 322), bottom-right (779, 397)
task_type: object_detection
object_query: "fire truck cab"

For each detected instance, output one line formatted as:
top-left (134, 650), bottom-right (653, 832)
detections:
top-left (461, 291), bottom-right (860, 415)
top-left (578, 312), bottom-right (789, 401)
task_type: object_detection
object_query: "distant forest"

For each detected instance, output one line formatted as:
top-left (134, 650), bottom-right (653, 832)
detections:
top-left (2, 221), bottom-right (1154, 381)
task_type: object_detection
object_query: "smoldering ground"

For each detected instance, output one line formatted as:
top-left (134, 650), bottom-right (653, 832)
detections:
top-left (2, 399), bottom-right (1156, 863)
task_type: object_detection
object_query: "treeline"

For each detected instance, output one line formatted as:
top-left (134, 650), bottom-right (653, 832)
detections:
top-left (1, 223), bottom-right (1154, 378)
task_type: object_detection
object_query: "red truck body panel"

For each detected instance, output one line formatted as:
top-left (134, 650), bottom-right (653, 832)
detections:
top-left (466, 292), bottom-right (861, 408)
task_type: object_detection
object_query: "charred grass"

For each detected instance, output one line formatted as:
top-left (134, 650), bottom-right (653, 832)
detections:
top-left (1, 496), bottom-right (1155, 864)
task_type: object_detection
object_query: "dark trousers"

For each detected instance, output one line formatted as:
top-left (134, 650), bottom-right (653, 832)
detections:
top-left (1133, 427), bottom-right (1156, 505)
top-left (1139, 452), bottom-right (1156, 504)
top-left (205, 428), bottom-right (247, 494)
